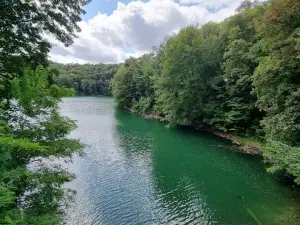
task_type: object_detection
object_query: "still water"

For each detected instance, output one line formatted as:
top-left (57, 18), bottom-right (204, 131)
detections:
top-left (61, 97), bottom-right (299, 225)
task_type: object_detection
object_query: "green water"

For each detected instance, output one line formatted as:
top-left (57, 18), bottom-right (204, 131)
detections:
top-left (61, 97), bottom-right (300, 225)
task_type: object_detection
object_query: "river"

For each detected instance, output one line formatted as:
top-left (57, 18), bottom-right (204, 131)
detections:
top-left (60, 97), bottom-right (300, 225)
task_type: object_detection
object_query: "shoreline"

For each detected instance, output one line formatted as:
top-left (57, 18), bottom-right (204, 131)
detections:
top-left (141, 112), bottom-right (263, 156)
top-left (121, 105), bottom-right (298, 187)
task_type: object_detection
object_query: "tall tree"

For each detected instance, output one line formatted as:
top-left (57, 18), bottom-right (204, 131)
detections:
top-left (253, 0), bottom-right (300, 145)
top-left (0, 0), bottom-right (90, 223)
top-left (0, 0), bottom-right (91, 98)
top-left (1, 67), bottom-right (82, 224)
top-left (236, 0), bottom-right (262, 13)
top-left (111, 0), bottom-right (300, 184)
top-left (154, 24), bottom-right (223, 125)
top-left (111, 58), bottom-right (137, 108)
top-left (212, 6), bottom-right (265, 134)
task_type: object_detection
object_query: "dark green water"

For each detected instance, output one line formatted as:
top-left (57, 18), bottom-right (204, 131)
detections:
top-left (61, 97), bottom-right (300, 225)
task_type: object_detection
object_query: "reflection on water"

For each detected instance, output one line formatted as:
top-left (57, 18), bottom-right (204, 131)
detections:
top-left (61, 97), bottom-right (300, 225)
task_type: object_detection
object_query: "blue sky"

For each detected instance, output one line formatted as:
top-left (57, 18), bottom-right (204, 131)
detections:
top-left (82, 0), bottom-right (149, 20)
top-left (50, 0), bottom-right (244, 64)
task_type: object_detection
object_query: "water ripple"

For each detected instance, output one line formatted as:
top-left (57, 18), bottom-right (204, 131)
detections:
top-left (61, 97), bottom-right (300, 225)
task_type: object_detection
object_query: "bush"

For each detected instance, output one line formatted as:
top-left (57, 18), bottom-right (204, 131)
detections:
top-left (263, 141), bottom-right (300, 184)
top-left (131, 96), bottom-right (154, 114)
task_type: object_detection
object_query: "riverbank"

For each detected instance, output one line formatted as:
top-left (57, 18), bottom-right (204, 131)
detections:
top-left (63, 97), bottom-right (300, 225)
top-left (141, 112), bottom-right (264, 155)
top-left (122, 107), bottom-right (299, 186)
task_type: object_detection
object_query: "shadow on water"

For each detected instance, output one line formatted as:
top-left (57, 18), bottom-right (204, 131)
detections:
top-left (62, 97), bottom-right (300, 225)
top-left (114, 109), bottom-right (300, 225)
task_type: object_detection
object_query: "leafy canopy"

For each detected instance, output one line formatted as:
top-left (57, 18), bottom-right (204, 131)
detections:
top-left (111, 0), bottom-right (300, 184)
top-left (0, 0), bottom-right (91, 98)
top-left (1, 67), bottom-right (82, 225)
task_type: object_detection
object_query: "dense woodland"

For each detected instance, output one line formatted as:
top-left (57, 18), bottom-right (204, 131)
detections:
top-left (112, 0), bottom-right (300, 184)
top-left (51, 62), bottom-right (120, 96)
top-left (0, 0), bottom-right (299, 224)
top-left (0, 0), bottom-right (89, 224)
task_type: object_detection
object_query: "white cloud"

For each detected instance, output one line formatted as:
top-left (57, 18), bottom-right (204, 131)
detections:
top-left (179, 0), bottom-right (242, 9)
top-left (50, 0), bottom-right (244, 64)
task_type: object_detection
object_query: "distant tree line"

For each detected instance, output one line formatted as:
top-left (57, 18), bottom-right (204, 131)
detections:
top-left (111, 0), bottom-right (300, 184)
top-left (51, 62), bottom-right (120, 96)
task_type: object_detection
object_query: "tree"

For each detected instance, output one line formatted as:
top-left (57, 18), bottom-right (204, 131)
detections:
top-left (51, 62), bottom-right (120, 96)
top-left (154, 24), bottom-right (223, 125)
top-left (253, 0), bottom-right (300, 145)
top-left (111, 55), bottom-right (156, 114)
top-left (111, 60), bottom-right (136, 108)
top-left (0, 67), bottom-right (82, 224)
top-left (110, 0), bottom-right (300, 184)
top-left (0, 0), bottom-right (91, 98)
top-left (211, 6), bottom-right (265, 134)
top-left (236, 0), bottom-right (262, 13)
top-left (0, 0), bottom-right (90, 224)
top-left (264, 141), bottom-right (300, 185)
top-left (212, 39), bottom-right (260, 133)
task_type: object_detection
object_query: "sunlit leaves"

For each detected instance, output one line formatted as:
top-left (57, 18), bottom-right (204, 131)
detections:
top-left (111, 0), bottom-right (300, 185)
top-left (264, 141), bottom-right (300, 184)
top-left (0, 0), bottom-right (91, 101)
top-left (112, 54), bottom-right (156, 111)
top-left (1, 66), bottom-right (82, 224)
top-left (253, 0), bottom-right (300, 145)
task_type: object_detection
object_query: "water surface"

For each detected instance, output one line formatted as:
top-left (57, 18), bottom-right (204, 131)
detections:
top-left (61, 97), bottom-right (300, 225)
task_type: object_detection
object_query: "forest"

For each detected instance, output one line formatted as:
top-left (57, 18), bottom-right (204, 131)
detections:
top-left (51, 62), bottom-right (120, 96)
top-left (0, 0), bottom-right (89, 224)
top-left (0, 0), bottom-right (299, 224)
top-left (111, 0), bottom-right (300, 185)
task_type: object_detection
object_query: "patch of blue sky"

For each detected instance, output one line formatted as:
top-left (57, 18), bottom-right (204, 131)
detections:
top-left (123, 48), bottom-right (137, 54)
top-left (206, 4), bottom-right (228, 13)
top-left (82, 0), bottom-right (230, 21)
top-left (82, 0), bottom-right (150, 21)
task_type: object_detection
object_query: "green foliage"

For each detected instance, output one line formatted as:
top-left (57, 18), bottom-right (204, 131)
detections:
top-left (112, 54), bottom-right (156, 110)
top-left (0, 187), bottom-right (14, 209)
top-left (0, 67), bottom-right (82, 224)
top-left (0, 0), bottom-right (90, 100)
top-left (51, 62), bottom-right (120, 96)
top-left (154, 24), bottom-right (224, 125)
top-left (0, 0), bottom-right (89, 224)
top-left (132, 96), bottom-right (154, 114)
top-left (235, 0), bottom-right (263, 13)
top-left (253, 0), bottom-right (300, 145)
top-left (213, 5), bottom-right (265, 133)
top-left (111, 1), bottom-right (300, 184)
top-left (112, 63), bottom-right (136, 107)
top-left (264, 141), bottom-right (300, 185)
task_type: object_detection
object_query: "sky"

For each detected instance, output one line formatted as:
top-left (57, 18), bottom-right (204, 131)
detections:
top-left (49, 0), bottom-right (245, 64)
